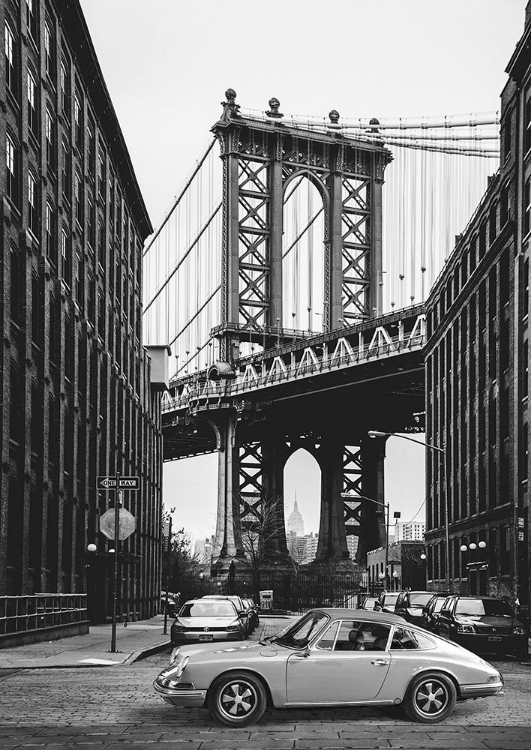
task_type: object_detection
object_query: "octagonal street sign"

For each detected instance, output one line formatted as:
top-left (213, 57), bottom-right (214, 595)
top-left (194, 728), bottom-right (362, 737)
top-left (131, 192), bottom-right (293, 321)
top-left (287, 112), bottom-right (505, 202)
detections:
top-left (99, 508), bottom-right (136, 541)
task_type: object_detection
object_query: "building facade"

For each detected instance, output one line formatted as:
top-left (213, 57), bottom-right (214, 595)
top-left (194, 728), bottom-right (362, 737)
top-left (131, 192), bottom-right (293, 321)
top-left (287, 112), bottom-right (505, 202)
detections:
top-left (396, 521), bottom-right (425, 542)
top-left (1, 0), bottom-right (163, 623)
top-left (424, 3), bottom-right (531, 612)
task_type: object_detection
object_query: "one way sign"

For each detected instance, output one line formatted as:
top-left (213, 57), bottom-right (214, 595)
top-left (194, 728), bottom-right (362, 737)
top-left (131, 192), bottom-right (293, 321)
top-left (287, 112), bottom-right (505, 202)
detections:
top-left (96, 476), bottom-right (140, 490)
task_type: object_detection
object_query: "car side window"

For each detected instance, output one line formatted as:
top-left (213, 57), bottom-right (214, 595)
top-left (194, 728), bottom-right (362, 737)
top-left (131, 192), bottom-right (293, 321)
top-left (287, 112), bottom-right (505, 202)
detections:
top-left (391, 626), bottom-right (434, 650)
top-left (316, 620), bottom-right (340, 650)
top-left (331, 620), bottom-right (391, 651)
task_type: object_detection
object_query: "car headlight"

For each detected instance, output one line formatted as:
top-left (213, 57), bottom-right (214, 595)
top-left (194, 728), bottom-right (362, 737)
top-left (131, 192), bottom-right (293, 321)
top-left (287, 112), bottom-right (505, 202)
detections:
top-left (513, 627), bottom-right (526, 635)
top-left (226, 625), bottom-right (241, 632)
top-left (456, 624), bottom-right (476, 634)
top-left (487, 672), bottom-right (502, 684)
top-left (160, 655), bottom-right (189, 686)
top-left (172, 625), bottom-right (186, 633)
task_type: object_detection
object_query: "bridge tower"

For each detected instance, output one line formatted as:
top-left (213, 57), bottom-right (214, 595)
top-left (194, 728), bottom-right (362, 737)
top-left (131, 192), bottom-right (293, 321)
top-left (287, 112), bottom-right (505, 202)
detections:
top-left (205, 91), bottom-right (394, 573)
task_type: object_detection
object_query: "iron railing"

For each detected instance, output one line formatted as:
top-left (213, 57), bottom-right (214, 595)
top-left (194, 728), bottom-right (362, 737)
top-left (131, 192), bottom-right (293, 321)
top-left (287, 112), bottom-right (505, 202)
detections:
top-left (0, 594), bottom-right (88, 636)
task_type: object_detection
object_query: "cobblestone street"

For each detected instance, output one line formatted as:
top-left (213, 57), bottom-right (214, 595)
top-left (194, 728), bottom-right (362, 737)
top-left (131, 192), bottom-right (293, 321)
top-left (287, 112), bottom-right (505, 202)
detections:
top-left (0, 651), bottom-right (531, 749)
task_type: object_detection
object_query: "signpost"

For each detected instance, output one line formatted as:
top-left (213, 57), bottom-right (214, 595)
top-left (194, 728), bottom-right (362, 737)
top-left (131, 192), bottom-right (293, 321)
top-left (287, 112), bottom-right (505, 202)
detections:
top-left (97, 473), bottom-right (139, 652)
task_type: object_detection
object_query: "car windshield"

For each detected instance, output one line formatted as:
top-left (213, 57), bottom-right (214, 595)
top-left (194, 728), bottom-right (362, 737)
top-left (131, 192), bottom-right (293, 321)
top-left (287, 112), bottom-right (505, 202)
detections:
top-left (273, 611), bottom-right (329, 649)
top-left (409, 593), bottom-right (433, 606)
top-left (455, 599), bottom-right (514, 617)
top-left (433, 598), bottom-right (446, 612)
top-left (384, 594), bottom-right (399, 605)
top-left (179, 602), bottom-right (236, 617)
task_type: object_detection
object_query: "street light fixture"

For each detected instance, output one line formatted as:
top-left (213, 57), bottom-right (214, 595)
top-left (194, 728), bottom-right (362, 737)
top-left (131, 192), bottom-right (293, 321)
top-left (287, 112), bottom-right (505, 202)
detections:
top-left (367, 429), bottom-right (450, 593)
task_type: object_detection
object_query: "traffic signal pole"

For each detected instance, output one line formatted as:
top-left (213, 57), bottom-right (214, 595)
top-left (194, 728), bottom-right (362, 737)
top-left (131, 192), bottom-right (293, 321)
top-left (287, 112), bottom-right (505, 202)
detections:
top-left (111, 472), bottom-right (120, 653)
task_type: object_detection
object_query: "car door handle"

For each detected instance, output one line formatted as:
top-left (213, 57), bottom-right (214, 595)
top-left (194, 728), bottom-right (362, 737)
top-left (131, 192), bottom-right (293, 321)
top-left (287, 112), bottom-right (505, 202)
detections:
top-left (371, 659), bottom-right (388, 666)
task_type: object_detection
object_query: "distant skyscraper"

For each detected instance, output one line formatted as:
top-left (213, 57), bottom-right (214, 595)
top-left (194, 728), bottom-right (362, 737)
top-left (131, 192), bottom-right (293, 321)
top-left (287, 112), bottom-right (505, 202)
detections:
top-left (287, 500), bottom-right (305, 536)
top-left (396, 521), bottom-right (425, 542)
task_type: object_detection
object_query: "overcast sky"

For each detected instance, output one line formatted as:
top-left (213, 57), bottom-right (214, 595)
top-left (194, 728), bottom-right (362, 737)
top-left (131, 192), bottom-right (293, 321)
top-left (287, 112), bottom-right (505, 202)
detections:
top-left (80, 0), bottom-right (526, 542)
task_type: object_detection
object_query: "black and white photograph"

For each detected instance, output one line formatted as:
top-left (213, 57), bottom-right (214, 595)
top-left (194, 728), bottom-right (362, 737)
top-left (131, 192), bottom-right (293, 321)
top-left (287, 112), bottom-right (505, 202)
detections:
top-left (1, 1), bottom-right (531, 748)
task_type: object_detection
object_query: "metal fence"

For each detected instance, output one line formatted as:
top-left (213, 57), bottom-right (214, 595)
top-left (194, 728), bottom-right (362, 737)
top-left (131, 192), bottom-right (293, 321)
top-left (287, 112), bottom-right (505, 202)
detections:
top-left (0, 594), bottom-right (88, 637)
top-left (256, 573), bottom-right (363, 614)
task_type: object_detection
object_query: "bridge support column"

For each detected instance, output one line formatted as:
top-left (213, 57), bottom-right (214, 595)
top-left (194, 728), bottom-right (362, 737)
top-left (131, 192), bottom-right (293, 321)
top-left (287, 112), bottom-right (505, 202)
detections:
top-left (315, 438), bottom-right (350, 564)
top-left (370, 178), bottom-right (384, 318)
top-left (357, 435), bottom-right (387, 562)
top-left (261, 436), bottom-right (290, 562)
top-left (214, 412), bottom-right (243, 564)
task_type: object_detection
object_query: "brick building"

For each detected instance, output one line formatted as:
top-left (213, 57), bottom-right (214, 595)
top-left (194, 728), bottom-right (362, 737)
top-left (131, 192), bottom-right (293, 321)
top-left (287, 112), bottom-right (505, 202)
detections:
top-left (1, 0), bottom-right (163, 623)
top-left (424, 3), bottom-right (531, 611)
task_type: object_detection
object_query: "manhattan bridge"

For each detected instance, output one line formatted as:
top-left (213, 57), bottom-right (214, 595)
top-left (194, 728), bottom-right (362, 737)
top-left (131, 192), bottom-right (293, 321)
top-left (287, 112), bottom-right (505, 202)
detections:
top-left (143, 90), bottom-right (498, 574)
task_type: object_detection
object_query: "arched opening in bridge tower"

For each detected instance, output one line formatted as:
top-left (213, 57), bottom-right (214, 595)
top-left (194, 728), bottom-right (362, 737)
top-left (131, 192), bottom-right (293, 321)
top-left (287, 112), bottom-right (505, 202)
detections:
top-left (284, 449), bottom-right (321, 564)
top-left (282, 176), bottom-right (325, 334)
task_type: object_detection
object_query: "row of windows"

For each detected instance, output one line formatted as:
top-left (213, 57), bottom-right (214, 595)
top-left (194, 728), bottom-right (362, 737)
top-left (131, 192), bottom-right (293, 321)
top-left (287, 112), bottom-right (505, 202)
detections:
top-left (428, 184), bottom-right (510, 332)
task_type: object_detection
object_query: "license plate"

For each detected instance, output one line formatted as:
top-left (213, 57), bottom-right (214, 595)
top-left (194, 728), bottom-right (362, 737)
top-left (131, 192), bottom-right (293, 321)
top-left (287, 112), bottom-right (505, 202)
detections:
top-left (199, 634), bottom-right (213, 642)
top-left (488, 636), bottom-right (502, 642)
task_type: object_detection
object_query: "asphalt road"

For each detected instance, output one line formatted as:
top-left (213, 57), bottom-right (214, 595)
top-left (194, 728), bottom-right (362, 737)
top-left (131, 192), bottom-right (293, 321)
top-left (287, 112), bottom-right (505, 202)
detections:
top-left (0, 650), bottom-right (531, 749)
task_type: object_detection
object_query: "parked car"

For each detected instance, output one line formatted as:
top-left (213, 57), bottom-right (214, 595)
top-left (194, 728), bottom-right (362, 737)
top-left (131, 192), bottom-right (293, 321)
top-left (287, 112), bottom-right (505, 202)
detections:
top-left (170, 598), bottom-right (245, 646)
top-left (359, 595), bottom-right (378, 610)
top-left (420, 593), bottom-right (450, 632)
top-left (242, 597), bottom-right (260, 631)
top-left (374, 591), bottom-right (401, 614)
top-left (202, 594), bottom-right (251, 636)
top-left (436, 595), bottom-right (528, 659)
top-left (155, 607), bottom-right (503, 727)
top-left (394, 591), bottom-right (434, 625)
top-left (160, 592), bottom-right (179, 617)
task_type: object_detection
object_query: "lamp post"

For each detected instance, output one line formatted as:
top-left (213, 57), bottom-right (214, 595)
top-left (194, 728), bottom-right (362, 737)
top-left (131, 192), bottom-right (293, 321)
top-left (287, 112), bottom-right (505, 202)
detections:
top-left (341, 491), bottom-right (390, 589)
top-left (367, 430), bottom-right (449, 593)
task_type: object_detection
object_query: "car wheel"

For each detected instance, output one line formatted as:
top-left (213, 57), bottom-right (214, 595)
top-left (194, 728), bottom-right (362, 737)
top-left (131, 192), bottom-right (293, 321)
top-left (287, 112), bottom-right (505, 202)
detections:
top-left (207, 671), bottom-right (267, 727)
top-left (403, 672), bottom-right (456, 723)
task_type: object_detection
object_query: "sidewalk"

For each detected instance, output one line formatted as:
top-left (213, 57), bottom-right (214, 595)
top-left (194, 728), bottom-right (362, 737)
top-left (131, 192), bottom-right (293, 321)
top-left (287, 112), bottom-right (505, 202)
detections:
top-left (0, 613), bottom-right (294, 670)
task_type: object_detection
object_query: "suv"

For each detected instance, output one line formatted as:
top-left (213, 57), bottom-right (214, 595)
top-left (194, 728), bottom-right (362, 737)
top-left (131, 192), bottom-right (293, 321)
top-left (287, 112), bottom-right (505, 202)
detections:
top-left (419, 593), bottom-right (450, 632)
top-left (436, 595), bottom-right (528, 659)
top-left (394, 591), bottom-right (434, 625)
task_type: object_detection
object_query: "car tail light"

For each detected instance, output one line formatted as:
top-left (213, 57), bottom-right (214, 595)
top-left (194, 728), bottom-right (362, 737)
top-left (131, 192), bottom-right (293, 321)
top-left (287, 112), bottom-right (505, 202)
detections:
top-left (513, 627), bottom-right (526, 635)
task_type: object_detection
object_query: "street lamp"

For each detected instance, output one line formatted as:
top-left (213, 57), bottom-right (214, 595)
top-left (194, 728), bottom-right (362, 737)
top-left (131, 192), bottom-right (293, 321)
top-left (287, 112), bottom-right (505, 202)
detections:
top-left (367, 430), bottom-right (450, 593)
top-left (341, 490), bottom-right (390, 588)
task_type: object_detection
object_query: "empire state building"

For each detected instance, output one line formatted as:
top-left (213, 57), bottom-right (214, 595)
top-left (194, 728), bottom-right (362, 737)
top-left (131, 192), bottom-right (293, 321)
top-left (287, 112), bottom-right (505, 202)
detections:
top-left (287, 501), bottom-right (305, 536)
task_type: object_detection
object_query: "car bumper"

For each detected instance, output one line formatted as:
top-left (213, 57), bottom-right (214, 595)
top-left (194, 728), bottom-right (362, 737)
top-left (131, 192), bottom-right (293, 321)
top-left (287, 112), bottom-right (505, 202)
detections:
top-left (171, 631), bottom-right (243, 646)
top-left (454, 633), bottom-right (527, 654)
top-left (153, 679), bottom-right (207, 707)
top-left (459, 681), bottom-right (504, 698)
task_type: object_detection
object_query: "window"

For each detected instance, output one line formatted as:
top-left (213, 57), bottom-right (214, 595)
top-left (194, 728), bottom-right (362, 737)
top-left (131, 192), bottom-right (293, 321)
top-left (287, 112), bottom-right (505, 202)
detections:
top-left (97, 145), bottom-right (106, 200)
top-left (45, 109), bottom-right (56, 168)
top-left (45, 202), bottom-right (56, 261)
top-left (61, 138), bottom-right (71, 199)
top-left (391, 627), bottom-right (432, 650)
top-left (44, 18), bottom-right (56, 82)
top-left (27, 68), bottom-right (39, 138)
top-left (87, 197), bottom-right (95, 249)
top-left (60, 56), bottom-right (70, 118)
top-left (525, 177), bottom-right (531, 238)
top-left (74, 92), bottom-right (83, 150)
top-left (75, 251), bottom-right (84, 308)
top-left (28, 171), bottom-right (38, 236)
top-left (10, 245), bottom-right (21, 323)
top-left (5, 21), bottom-right (17, 98)
top-left (97, 219), bottom-right (105, 265)
top-left (6, 134), bottom-right (19, 205)
top-left (25, 0), bottom-right (38, 42)
top-left (61, 228), bottom-right (71, 284)
top-left (74, 170), bottom-right (83, 226)
top-left (87, 118), bottom-right (95, 177)
top-left (525, 98), bottom-right (531, 154)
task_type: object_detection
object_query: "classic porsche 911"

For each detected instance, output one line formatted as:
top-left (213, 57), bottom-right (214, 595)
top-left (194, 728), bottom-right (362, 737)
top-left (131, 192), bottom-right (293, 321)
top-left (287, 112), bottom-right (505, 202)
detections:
top-left (154, 608), bottom-right (503, 727)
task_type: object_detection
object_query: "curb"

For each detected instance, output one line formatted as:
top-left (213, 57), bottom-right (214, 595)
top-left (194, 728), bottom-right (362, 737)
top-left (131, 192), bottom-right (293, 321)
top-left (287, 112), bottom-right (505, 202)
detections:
top-left (125, 639), bottom-right (171, 665)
